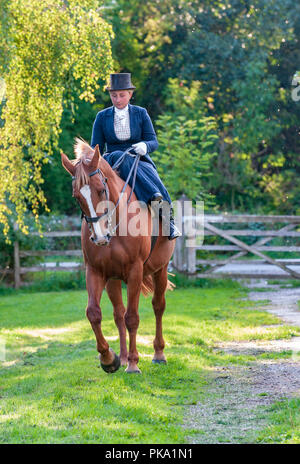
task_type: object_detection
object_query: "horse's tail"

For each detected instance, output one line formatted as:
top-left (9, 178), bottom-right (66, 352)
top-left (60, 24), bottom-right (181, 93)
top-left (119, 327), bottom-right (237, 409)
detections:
top-left (141, 275), bottom-right (154, 296)
top-left (141, 274), bottom-right (176, 296)
top-left (167, 278), bottom-right (176, 291)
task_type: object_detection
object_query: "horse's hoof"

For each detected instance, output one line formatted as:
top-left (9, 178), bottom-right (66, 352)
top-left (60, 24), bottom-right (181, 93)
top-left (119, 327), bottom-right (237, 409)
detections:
top-left (120, 358), bottom-right (128, 367)
top-left (152, 358), bottom-right (167, 364)
top-left (100, 350), bottom-right (121, 374)
top-left (125, 367), bottom-right (142, 374)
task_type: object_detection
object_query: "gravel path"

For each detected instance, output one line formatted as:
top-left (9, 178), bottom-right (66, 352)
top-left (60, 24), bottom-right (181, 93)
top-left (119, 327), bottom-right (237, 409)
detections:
top-left (247, 286), bottom-right (300, 327)
top-left (183, 281), bottom-right (300, 444)
top-left (214, 262), bottom-right (300, 276)
top-left (184, 361), bottom-right (300, 444)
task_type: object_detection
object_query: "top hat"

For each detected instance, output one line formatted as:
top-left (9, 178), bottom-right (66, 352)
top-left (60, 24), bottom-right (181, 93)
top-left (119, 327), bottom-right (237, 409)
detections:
top-left (106, 73), bottom-right (136, 91)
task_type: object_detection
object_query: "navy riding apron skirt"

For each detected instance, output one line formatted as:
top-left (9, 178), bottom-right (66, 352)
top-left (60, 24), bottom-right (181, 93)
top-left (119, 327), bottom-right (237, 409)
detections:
top-left (103, 150), bottom-right (172, 204)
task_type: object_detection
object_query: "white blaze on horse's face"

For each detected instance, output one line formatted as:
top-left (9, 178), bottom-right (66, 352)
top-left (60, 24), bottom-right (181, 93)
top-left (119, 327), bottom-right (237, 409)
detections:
top-left (80, 185), bottom-right (108, 246)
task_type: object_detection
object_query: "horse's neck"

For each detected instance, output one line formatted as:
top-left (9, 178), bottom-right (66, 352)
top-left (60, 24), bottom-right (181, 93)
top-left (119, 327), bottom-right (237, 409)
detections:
top-left (100, 158), bottom-right (151, 239)
top-left (101, 159), bottom-right (131, 204)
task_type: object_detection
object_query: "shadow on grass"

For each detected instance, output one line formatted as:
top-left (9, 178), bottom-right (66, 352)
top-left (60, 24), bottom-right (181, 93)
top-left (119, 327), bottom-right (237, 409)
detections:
top-left (0, 335), bottom-right (215, 443)
top-left (1, 283), bottom-right (298, 444)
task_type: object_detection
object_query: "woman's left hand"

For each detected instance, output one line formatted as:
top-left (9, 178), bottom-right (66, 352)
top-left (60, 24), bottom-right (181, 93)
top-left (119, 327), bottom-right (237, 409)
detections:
top-left (132, 142), bottom-right (147, 156)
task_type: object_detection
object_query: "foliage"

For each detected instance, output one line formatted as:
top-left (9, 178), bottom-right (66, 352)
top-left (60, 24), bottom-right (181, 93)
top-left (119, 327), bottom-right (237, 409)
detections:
top-left (168, 0), bottom-right (298, 212)
top-left (41, 99), bottom-right (100, 216)
top-left (0, 270), bottom-right (86, 295)
top-left (103, 0), bottom-right (300, 214)
top-left (0, 0), bottom-right (114, 236)
top-left (101, 0), bottom-right (184, 115)
top-left (0, 210), bottom-right (82, 277)
top-left (1, 0), bottom-right (300, 225)
top-left (154, 79), bottom-right (218, 204)
top-left (168, 272), bottom-right (244, 290)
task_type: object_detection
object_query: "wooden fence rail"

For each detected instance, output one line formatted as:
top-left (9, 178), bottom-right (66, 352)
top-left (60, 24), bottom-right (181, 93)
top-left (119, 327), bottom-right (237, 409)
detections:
top-left (6, 227), bottom-right (83, 289)
top-left (2, 199), bottom-right (300, 288)
top-left (172, 196), bottom-right (300, 280)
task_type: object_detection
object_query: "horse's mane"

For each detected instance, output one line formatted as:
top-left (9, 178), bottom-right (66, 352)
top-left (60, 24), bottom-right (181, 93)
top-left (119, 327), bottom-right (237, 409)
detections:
top-left (71, 137), bottom-right (116, 190)
top-left (73, 137), bottom-right (94, 161)
top-left (68, 138), bottom-right (92, 190)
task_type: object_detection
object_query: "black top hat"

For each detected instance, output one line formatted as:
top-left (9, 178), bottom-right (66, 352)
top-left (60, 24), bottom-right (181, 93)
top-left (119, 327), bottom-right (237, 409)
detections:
top-left (106, 73), bottom-right (136, 91)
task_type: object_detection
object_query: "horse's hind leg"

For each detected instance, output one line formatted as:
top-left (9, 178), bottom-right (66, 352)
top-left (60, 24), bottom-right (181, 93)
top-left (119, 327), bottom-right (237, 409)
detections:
top-left (125, 263), bottom-right (143, 373)
top-left (151, 265), bottom-right (168, 364)
top-left (106, 279), bottom-right (128, 367)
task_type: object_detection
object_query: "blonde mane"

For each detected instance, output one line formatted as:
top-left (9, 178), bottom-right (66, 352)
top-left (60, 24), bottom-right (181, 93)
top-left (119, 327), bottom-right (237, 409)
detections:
top-left (73, 137), bottom-right (94, 161)
top-left (72, 138), bottom-right (95, 190)
top-left (71, 137), bottom-right (117, 190)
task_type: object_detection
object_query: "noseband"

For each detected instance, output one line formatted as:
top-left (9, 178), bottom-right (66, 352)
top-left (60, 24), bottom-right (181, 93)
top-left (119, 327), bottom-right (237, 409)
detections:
top-left (72, 167), bottom-right (112, 243)
top-left (72, 148), bottom-right (141, 244)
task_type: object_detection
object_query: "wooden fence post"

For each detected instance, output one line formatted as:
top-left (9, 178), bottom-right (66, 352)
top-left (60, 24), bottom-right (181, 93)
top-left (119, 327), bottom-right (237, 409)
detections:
top-left (173, 195), bottom-right (197, 274)
top-left (173, 195), bottom-right (185, 272)
top-left (13, 222), bottom-right (21, 289)
top-left (184, 198), bottom-right (196, 274)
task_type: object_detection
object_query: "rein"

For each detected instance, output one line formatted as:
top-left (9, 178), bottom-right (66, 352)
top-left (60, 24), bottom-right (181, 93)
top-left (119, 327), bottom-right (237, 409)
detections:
top-left (72, 147), bottom-right (141, 242)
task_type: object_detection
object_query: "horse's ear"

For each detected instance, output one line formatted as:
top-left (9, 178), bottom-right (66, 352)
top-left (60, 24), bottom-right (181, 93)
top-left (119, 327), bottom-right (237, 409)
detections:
top-left (90, 144), bottom-right (101, 170)
top-left (61, 152), bottom-right (75, 176)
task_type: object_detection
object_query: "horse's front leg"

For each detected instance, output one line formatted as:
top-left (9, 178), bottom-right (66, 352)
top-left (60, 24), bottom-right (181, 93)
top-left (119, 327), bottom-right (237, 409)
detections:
top-left (106, 279), bottom-right (128, 367)
top-left (86, 265), bottom-right (120, 374)
top-left (125, 263), bottom-right (143, 373)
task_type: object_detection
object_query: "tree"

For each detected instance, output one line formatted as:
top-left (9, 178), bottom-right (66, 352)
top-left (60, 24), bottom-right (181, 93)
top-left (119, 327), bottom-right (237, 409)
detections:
top-left (102, 0), bottom-right (186, 116)
top-left (154, 79), bottom-right (218, 204)
top-left (105, 0), bottom-right (300, 213)
top-left (0, 0), bottom-right (114, 236)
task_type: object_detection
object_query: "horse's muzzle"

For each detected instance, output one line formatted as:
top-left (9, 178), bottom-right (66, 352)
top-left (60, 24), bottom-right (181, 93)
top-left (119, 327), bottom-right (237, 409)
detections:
top-left (90, 234), bottom-right (110, 246)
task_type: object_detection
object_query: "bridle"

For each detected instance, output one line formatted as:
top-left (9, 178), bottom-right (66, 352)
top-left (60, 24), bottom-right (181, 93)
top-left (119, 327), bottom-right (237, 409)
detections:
top-left (72, 147), bottom-right (141, 244)
top-left (72, 167), bottom-right (113, 243)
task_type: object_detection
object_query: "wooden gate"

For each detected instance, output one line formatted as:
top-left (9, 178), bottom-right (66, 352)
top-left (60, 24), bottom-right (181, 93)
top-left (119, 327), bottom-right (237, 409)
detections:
top-left (2, 204), bottom-right (300, 287)
top-left (172, 197), bottom-right (300, 280)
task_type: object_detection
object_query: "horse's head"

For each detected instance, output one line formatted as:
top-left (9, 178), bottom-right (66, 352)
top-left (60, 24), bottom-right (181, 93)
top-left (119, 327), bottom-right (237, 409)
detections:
top-left (61, 143), bottom-right (110, 246)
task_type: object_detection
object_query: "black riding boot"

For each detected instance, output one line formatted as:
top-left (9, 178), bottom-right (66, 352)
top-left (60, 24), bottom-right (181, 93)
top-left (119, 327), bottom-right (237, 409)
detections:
top-left (160, 206), bottom-right (182, 241)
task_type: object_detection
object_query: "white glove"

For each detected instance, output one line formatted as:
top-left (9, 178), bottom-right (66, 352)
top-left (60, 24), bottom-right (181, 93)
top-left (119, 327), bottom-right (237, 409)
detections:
top-left (132, 142), bottom-right (147, 156)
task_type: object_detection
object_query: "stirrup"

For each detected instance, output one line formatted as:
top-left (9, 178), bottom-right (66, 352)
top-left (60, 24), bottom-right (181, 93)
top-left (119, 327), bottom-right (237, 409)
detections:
top-left (169, 223), bottom-right (182, 240)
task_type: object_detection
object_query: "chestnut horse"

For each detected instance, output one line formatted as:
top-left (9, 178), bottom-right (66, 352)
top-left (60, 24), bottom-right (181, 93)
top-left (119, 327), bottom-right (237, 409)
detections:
top-left (61, 140), bottom-right (175, 373)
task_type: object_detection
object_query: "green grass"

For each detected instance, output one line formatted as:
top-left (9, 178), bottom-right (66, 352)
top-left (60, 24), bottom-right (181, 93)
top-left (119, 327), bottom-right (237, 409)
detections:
top-left (257, 399), bottom-right (300, 444)
top-left (0, 270), bottom-right (243, 295)
top-left (0, 284), bottom-right (299, 444)
top-left (0, 270), bottom-right (87, 295)
top-left (268, 279), bottom-right (300, 288)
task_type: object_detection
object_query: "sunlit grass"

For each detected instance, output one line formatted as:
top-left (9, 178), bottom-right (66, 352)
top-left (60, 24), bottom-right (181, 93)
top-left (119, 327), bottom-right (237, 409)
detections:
top-left (257, 399), bottom-right (300, 444)
top-left (0, 285), bottom-right (299, 443)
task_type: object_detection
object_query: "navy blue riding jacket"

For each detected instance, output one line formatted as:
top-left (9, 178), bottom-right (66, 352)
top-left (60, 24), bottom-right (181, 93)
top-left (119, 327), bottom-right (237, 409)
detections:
top-left (90, 104), bottom-right (171, 204)
top-left (91, 104), bottom-right (158, 169)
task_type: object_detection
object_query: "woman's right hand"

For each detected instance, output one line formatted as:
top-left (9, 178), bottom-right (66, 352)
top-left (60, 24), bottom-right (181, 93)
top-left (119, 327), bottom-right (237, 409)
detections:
top-left (132, 142), bottom-right (147, 156)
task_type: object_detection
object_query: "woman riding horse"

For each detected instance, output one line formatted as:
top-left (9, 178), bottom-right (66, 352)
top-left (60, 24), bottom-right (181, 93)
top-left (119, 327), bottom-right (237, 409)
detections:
top-left (61, 141), bottom-right (176, 373)
top-left (91, 73), bottom-right (181, 240)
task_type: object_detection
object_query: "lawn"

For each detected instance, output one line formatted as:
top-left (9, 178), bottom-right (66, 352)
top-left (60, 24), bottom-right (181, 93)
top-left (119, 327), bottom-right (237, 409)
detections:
top-left (0, 282), bottom-right (299, 444)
